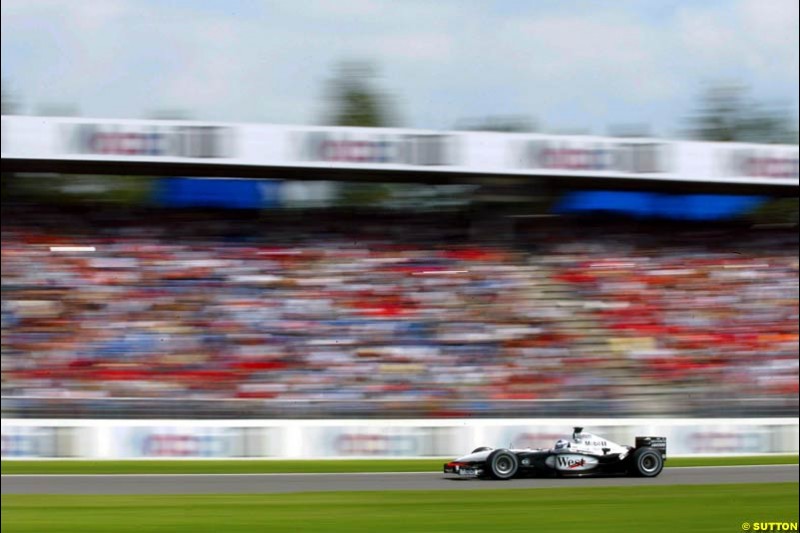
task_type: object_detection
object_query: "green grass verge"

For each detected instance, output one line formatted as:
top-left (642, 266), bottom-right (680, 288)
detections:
top-left (3, 483), bottom-right (798, 533)
top-left (2, 455), bottom-right (797, 475)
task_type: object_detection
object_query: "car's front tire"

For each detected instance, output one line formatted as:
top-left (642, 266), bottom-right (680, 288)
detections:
top-left (487, 449), bottom-right (519, 480)
top-left (631, 447), bottom-right (664, 477)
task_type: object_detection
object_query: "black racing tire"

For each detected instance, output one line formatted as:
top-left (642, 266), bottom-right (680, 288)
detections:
top-left (487, 449), bottom-right (519, 480)
top-left (632, 447), bottom-right (664, 477)
top-left (471, 447), bottom-right (493, 454)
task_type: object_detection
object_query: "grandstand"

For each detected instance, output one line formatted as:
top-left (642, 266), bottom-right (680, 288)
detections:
top-left (2, 204), bottom-right (797, 418)
top-left (1, 116), bottom-right (798, 419)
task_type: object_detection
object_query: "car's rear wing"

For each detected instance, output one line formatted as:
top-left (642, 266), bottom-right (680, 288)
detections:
top-left (635, 436), bottom-right (667, 460)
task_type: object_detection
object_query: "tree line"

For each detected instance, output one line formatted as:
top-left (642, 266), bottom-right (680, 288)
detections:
top-left (3, 64), bottom-right (798, 144)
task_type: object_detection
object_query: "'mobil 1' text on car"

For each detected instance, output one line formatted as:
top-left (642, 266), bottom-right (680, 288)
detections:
top-left (443, 427), bottom-right (666, 479)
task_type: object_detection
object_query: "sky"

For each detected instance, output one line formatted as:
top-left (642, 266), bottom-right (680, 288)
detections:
top-left (2, 0), bottom-right (798, 137)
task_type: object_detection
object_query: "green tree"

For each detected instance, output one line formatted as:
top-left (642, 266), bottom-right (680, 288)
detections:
top-left (147, 108), bottom-right (193, 121)
top-left (323, 61), bottom-right (399, 208)
top-left (686, 84), bottom-right (798, 144)
top-left (35, 103), bottom-right (80, 117)
top-left (324, 61), bottom-right (397, 128)
top-left (607, 123), bottom-right (653, 138)
top-left (2, 81), bottom-right (20, 114)
top-left (455, 115), bottom-right (537, 133)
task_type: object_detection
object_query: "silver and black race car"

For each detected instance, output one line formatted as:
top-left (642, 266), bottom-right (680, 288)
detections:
top-left (443, 427), bottom-right (666, 479)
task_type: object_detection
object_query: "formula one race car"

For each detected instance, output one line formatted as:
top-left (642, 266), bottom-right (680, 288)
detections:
top-left (443, 427), bottom-right (666, 479)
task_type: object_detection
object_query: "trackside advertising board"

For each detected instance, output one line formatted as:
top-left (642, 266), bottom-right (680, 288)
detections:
top-left (2, 116), bottom-right (797, 186)
top-left (2, 418), bottom-right (797, 459)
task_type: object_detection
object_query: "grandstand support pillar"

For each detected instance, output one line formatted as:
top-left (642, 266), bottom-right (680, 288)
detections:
top-left (468, 204), bottom-right (516, 244)
top-left (467, 178), bottom-right (552, 243)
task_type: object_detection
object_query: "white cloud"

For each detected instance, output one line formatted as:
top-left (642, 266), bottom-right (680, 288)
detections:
top-left (674, 0), bottom-right (798, 83)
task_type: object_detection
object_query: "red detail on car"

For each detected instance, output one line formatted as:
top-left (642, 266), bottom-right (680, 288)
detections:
top-left (569, 458), bottom-right (586, 469)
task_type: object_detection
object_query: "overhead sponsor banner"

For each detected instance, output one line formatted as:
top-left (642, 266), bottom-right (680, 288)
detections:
top-left (729, 148), bottom-right (799, 179)
top-left (518, 140), bottom-right (668, 174)
top-left (299, 132), bottom-right (456, 166)
top-left (1, 115), bottom-right (798, 186)
top-left (62, 123), bottom-right (235, 158)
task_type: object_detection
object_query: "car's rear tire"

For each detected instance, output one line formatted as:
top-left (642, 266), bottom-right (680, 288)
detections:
top-left (471, 446), bottom-right (492, 454)
top-left (487, 449), bottom-right (518, 480)
top-left (632, 447), bottom-right (663, 477)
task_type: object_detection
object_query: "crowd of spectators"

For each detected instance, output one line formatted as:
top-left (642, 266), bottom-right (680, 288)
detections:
top-left (2, 205), bottom-right (797, 417)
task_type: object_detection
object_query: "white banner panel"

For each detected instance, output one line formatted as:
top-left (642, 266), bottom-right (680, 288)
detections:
top-left (2, 418), bottom-right (798, 459)
top-left (1, 425), bottom-right (59, 458)
top-left (110, 426), bottom-right (243, 458)
top-left (3, 116), bottom-right (797, 186)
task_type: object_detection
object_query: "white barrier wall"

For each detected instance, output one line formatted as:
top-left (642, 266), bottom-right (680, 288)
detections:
top-left (2, 419), bottom-right (798, 459)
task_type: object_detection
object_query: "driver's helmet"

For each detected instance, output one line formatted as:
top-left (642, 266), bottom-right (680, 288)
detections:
top-left (554, 439), bottom-right (570, 450)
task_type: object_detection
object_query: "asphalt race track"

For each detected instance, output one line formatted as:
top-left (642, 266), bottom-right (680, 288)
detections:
top-left (3, 465), bottom-right (797, 495)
